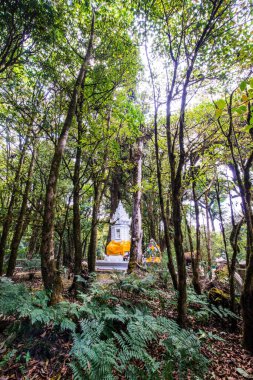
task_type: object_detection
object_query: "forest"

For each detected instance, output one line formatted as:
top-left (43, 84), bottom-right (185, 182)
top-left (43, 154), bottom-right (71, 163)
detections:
top-left (0, 0), bottom-right (253, 379)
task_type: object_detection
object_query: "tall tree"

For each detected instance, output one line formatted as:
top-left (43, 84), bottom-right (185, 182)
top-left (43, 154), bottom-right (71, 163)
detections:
top-left (140, 0), bottom-right (247, 326)
top-left (216, 80), bottom-right (253, 352)
top-left (40, 9), bottom-right (95, 301)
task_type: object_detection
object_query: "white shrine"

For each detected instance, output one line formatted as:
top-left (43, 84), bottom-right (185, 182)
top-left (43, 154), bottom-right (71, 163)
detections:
top-left (106, 201), bottom-right (131, 256)
top-left (111, 201), bottom-right (131, 241)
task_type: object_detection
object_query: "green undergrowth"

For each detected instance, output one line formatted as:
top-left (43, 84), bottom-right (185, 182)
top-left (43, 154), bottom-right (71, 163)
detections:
top-left (0, 273), bottom-right (237, 380)
top-left (187, 287), bottom-right (239, 323)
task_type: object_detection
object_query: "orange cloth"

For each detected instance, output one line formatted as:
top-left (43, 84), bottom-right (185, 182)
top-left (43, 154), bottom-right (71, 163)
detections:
top-left (106, 240), bottom-right (131, 256)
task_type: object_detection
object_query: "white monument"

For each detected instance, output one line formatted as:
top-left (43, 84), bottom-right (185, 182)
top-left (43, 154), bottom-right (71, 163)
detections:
top-left (111, 201), bottom-right (131, 242)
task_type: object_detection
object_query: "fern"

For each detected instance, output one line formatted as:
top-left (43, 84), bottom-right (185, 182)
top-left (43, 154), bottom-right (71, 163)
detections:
top-left (70, 304), bottom-right (208, 380)
top-left (187, 287), bottom-right (239, 322)
top-left (0, 278), bottom-right (32, 316)
top-left (111, 273), bottom-right (156, 295)
top-left (1, 277), bottom-right (209, 379)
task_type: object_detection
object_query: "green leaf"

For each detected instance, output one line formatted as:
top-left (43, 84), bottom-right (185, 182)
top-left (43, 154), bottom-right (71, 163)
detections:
top-left (216, 99), bottom-right (226, 109)
top-left (249, 78), bottom-right (253, 88)
top-left (235, 105), bottom-right (247, 115)
top-left (240, 81), bottom-right (247, 91)
top-left (244, 125), bottom-right (253, 133)
top-left (215, 108), bottom-right (222, 118)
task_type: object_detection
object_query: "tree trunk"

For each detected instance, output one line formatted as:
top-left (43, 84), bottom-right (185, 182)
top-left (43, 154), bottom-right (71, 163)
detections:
top-left (240, 166), bottom-right (253, 351)
top-left (215, 180), bottom-right (229, 265)
top-left (153, 105), bottom-right (177, 289)
top-left (191, 169), bottom-right (202, 295)
top-left (170, 76), bottom-right (191, 327)
top-left (145, 41), bottom-right (177, 289)
top-left (63, 226), bottom-right (73, 268)
top-left (184, 212), bottom-right (198, 280)
top-left (72, 108), bottom-right (83, 288)
top-left (145, 195), bottom-right (157, 242)
top-left (172, 190), bottom-right (187, 326)
top-left (0, 135), bottom-right (29, 275)
top-left (56, 195), bottom-right (71, 269)
top-left (229, 218), bottom-right (243, 313)
top-left (27, 198), bottom-right (43, 259)
top-left (27, 224), bottom-right (40, 259)
top-left (204, 192), bottom-right (212, 279)
top-left (40, 12), bottom-right (95, 300)
top-left (87, 184), bottom-right (101, 273)
top-left (6, 148), bottom-right (36, 277)
top-left (128, 137), bottom-right (144, 274)
top-left (217, 94), bottom-right (253, 352)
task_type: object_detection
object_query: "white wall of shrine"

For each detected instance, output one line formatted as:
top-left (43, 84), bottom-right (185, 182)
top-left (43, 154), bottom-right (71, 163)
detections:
top-left (110, 201), bottom-right (131, 242)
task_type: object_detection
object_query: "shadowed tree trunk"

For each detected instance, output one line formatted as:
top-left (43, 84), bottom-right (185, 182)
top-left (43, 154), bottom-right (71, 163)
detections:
top-left (88, 182), bottom-right (102, 273)
top-left (215, 179), bottom-right (229, 264)
top-left (185, 215), bottom-right (194, 263)
top-left (72, 84), bottom-right (84, 290)
top-left (191, 164), bottom-right (202, 295)
top-left (0, 134), bottom-right (29, 275)
top-left (230, 217), bottom-right (243, 313)
top-left (27, 198), bottom-right (43, 259)
top-left (7, 147), bottom-right (36, 277)
top-left (27, 226), bottom-right (40, 259)
top-left (144, 194), bottom-right (157, 242)
top-left (204, 192), bottom-right (212, 278)
top-left (56, 195), bottom-right (72, 270)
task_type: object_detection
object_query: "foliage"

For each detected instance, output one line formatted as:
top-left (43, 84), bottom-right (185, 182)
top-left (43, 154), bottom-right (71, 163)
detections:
top-left (70, 304), bottom-right (208, 380)
top-left (187, 287), bottom-right (238, 322)
top-left (111, 272), bottom-right (156, 294)
top-left (0, 278), bottom-right (77, 331)
top-left (0, 278), bottom-right (209, 379)
top-left (0, 278), bottom-right (31, 315)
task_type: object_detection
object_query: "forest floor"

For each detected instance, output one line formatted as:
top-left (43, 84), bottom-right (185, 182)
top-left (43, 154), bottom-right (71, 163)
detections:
top-left (0, 273), bottom-right (253, 380)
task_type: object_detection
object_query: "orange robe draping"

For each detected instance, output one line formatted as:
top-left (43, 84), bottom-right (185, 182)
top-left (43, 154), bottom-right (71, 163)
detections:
top-left (106, 240), bottom-right (131, 256)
